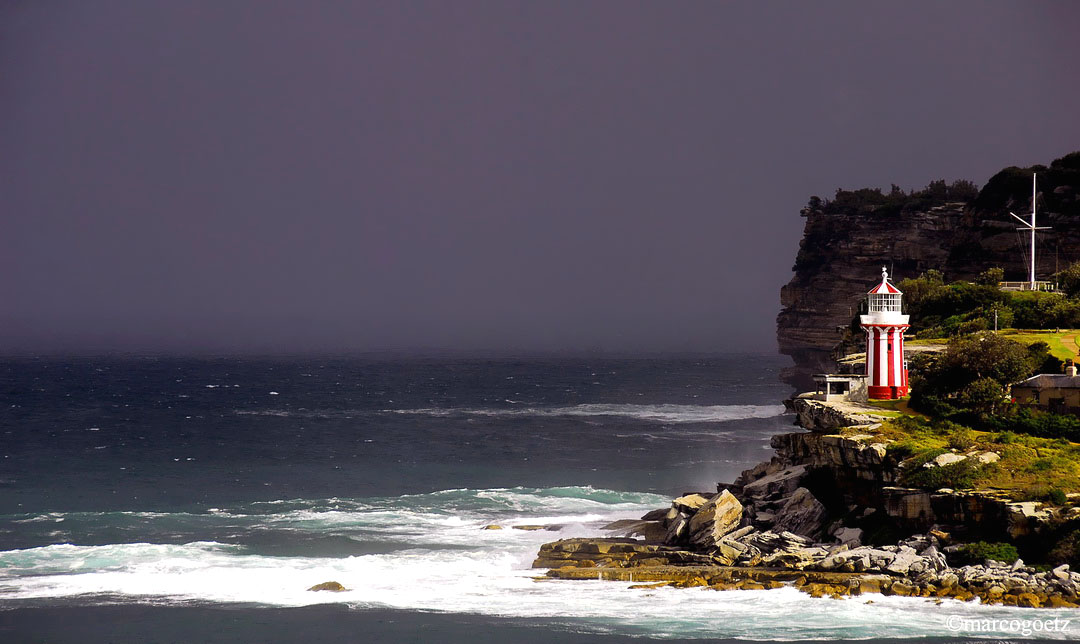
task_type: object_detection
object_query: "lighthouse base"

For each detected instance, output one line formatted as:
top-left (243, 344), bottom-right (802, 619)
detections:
top-left (868, 385), bottom-right (908, 400)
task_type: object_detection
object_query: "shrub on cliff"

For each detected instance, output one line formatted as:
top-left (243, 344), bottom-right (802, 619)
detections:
top-left (954, 541), bottom-right (1020, 565)
top-left (809, 179), bottom-right (980, 217)
top-left (904, 458), bottom-right (986, 490)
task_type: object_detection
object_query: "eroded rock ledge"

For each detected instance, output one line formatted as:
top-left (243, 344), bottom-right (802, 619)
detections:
top-left (533, 536), bottom-right (1080, 607)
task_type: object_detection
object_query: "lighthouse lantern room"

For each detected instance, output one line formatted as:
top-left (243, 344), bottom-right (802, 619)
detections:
top-left (860, 267), bottom-right (910, 400)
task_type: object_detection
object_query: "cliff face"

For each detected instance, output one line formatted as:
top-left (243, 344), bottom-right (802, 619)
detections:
top-left (777, 153), bottom-right (1080, 387)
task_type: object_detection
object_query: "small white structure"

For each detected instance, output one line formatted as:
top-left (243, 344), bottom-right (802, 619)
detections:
top-left (812, 373), bottom-right (869, 403)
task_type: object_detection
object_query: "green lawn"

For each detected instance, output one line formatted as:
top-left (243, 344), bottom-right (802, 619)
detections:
top-left (908, 330), bottom-right (1080, 362)
top-left (996, 329), bottom-right (1080, 362)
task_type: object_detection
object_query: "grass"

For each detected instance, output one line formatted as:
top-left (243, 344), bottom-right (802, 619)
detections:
top-left (996, 329), bottom-right (1080, 362)
top-left (864, 397), bottom-right (926, 418)
top-left (906, 338), bottom-right (949, 346)
top-left (847, 415), bottom-right (1080, 500)
top-left (908, 329), bottom-right (1080, 362)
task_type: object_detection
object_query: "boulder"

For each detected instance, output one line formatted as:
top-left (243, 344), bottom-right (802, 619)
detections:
top-left (672, 493), bottom-right (712, 514)
top-left (665, 511), bottom-right (692, 545)
top-left (308, 581), bottom-right (348, 592)
top-left (927, 453), bottom-right (965, 468)
top-left (640, 508), bottom-right (669, 522)
top-left (772, 488), bottom-right (828, 539)
top-left (688, 491), bottom-right (744, 549)
top-left (602, 519), bottom-right (666, 543)
top-left (833, 527), bottom-right (862, 547)
top-left (1053, 564), bottom-right (1071, 581)
top-left (745, 530), bottom-right (811, 554)
top-left (741, 465), bottom-right (808, 500)
top-left (884, 548), bottom-right (922, 575)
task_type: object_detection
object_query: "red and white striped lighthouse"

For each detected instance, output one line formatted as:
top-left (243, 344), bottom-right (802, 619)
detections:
top-left (860, 267), bottom-right (910, 399)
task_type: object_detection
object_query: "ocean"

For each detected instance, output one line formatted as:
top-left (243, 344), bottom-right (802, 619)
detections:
top-left (1, 354), bottom-right (1077, 642)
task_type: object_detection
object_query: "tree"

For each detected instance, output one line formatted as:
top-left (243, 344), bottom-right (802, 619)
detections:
top-left (944, 332), bottom-right (1035, 386)
top-left (975, 267), bottom-right (1005, 287)
top-left (913, 332), bottom-right (1036, 414)
top-left (1055, 261), bottom-right (1080, 298)
top-left (958, 377), bottom-right (1007, 415)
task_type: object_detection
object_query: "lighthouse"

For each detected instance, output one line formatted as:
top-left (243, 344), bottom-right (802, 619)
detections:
top-left (860, 267), bottom-right (910, 399)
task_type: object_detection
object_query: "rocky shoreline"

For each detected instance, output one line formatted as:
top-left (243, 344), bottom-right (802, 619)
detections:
top-left (529, 397), bottom-right (1080, 608)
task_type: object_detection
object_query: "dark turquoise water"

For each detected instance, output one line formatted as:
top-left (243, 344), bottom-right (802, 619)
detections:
top-left (0, 355), bottom-right (790, 519)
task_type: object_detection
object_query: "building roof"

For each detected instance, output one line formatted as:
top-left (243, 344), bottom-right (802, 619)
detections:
top-left (1015, 374), bottom-right (1080, 389)
top-left (867, 267), bottom-right (902, 295)
top-left (868, 277), bottom-right (902, 295)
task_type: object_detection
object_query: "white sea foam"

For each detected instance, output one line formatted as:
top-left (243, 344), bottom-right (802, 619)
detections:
top-left (385, 403), bottom-right (786, 424)
top-left (3, 488), bottom-right (1077, 639)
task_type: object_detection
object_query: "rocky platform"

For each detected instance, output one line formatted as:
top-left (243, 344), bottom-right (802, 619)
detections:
top-left (529, 394), bottom-right (1080, 607)
top-left (532, 535), bottom-right (1080, 607)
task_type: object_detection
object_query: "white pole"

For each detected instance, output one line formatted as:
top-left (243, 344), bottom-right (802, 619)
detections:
top-left (1031, 172), bottom-right (1037, 290)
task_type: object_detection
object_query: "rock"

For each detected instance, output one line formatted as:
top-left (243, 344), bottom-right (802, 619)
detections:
top-left (834, 527), bottom-right (862, 547)
top-left (513, 525), bottom-right (548, 531)
top-left (687, 491), bottom-right (744, 549)
top-left (481, 524), bottom-right (503, 530)
top-left (763, 549), bottom-right (821, 569)
top-left (732, 459), bottom-right (785, 490)
top-left (665, 511), bottom-right (692, 545)
top-left (927, 453), bottom-right (965, 468)
top-left (601, 519), bottom-right (666, 543)
top-left (882, 487), bottom-right (933, 526)
top-left (726, 525), bottom-right (756, 541)
top-left (885, 550), bottom-right (922, 575)
top-left (741, 465), bottom-right (808, 500)
top-left (713, 539), bottom-right (746, 565)
top-left (973, 451), bottom-right (1000, 464)
top-left (308, 581), bottom-right (347, 592)
top-left (771, 488), bottom-right (827, 539)
top-left (783, 397), bottom-right (888, 432)
top-left (1053, 564), bottom-right (1071, 581)
top-left (671, 493), bottom-right (712, 514)
top-left (640, 508), bottom-right (669, 522)
top-left (770, 431), bottom-right (896, 484)
top-left (1006, 502), bottom-right (1057, 539)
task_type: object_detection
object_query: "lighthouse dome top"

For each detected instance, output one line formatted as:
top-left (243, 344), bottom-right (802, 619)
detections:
top-left (868, 267), bottom-right (902, 295)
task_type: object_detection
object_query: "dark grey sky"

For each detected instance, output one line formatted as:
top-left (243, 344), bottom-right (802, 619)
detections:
top-left (3, 1), bottom-right (1079, 354)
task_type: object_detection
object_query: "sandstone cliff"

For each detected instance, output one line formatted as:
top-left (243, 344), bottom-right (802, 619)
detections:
top-left (777, 152), bottom-right (1080, 387)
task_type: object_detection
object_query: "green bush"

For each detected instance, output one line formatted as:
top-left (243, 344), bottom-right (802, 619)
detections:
top-left (995, 431), bottom-right (1018, 444)
top-left (975, 267), bottom-right (1005, 286)
top-left (947, 427), bottom-right (977, 450)
top-left (904, 458), bottom-right (983, 490)
top-left (984, 408), bottom-right (1080, 441)
top-left (955, 541), bottom-right (1020, 565)
top-left (1048, 528), bottom-right (1080, 568)
top-left (1018, 484), bottom-right (1069, 504)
